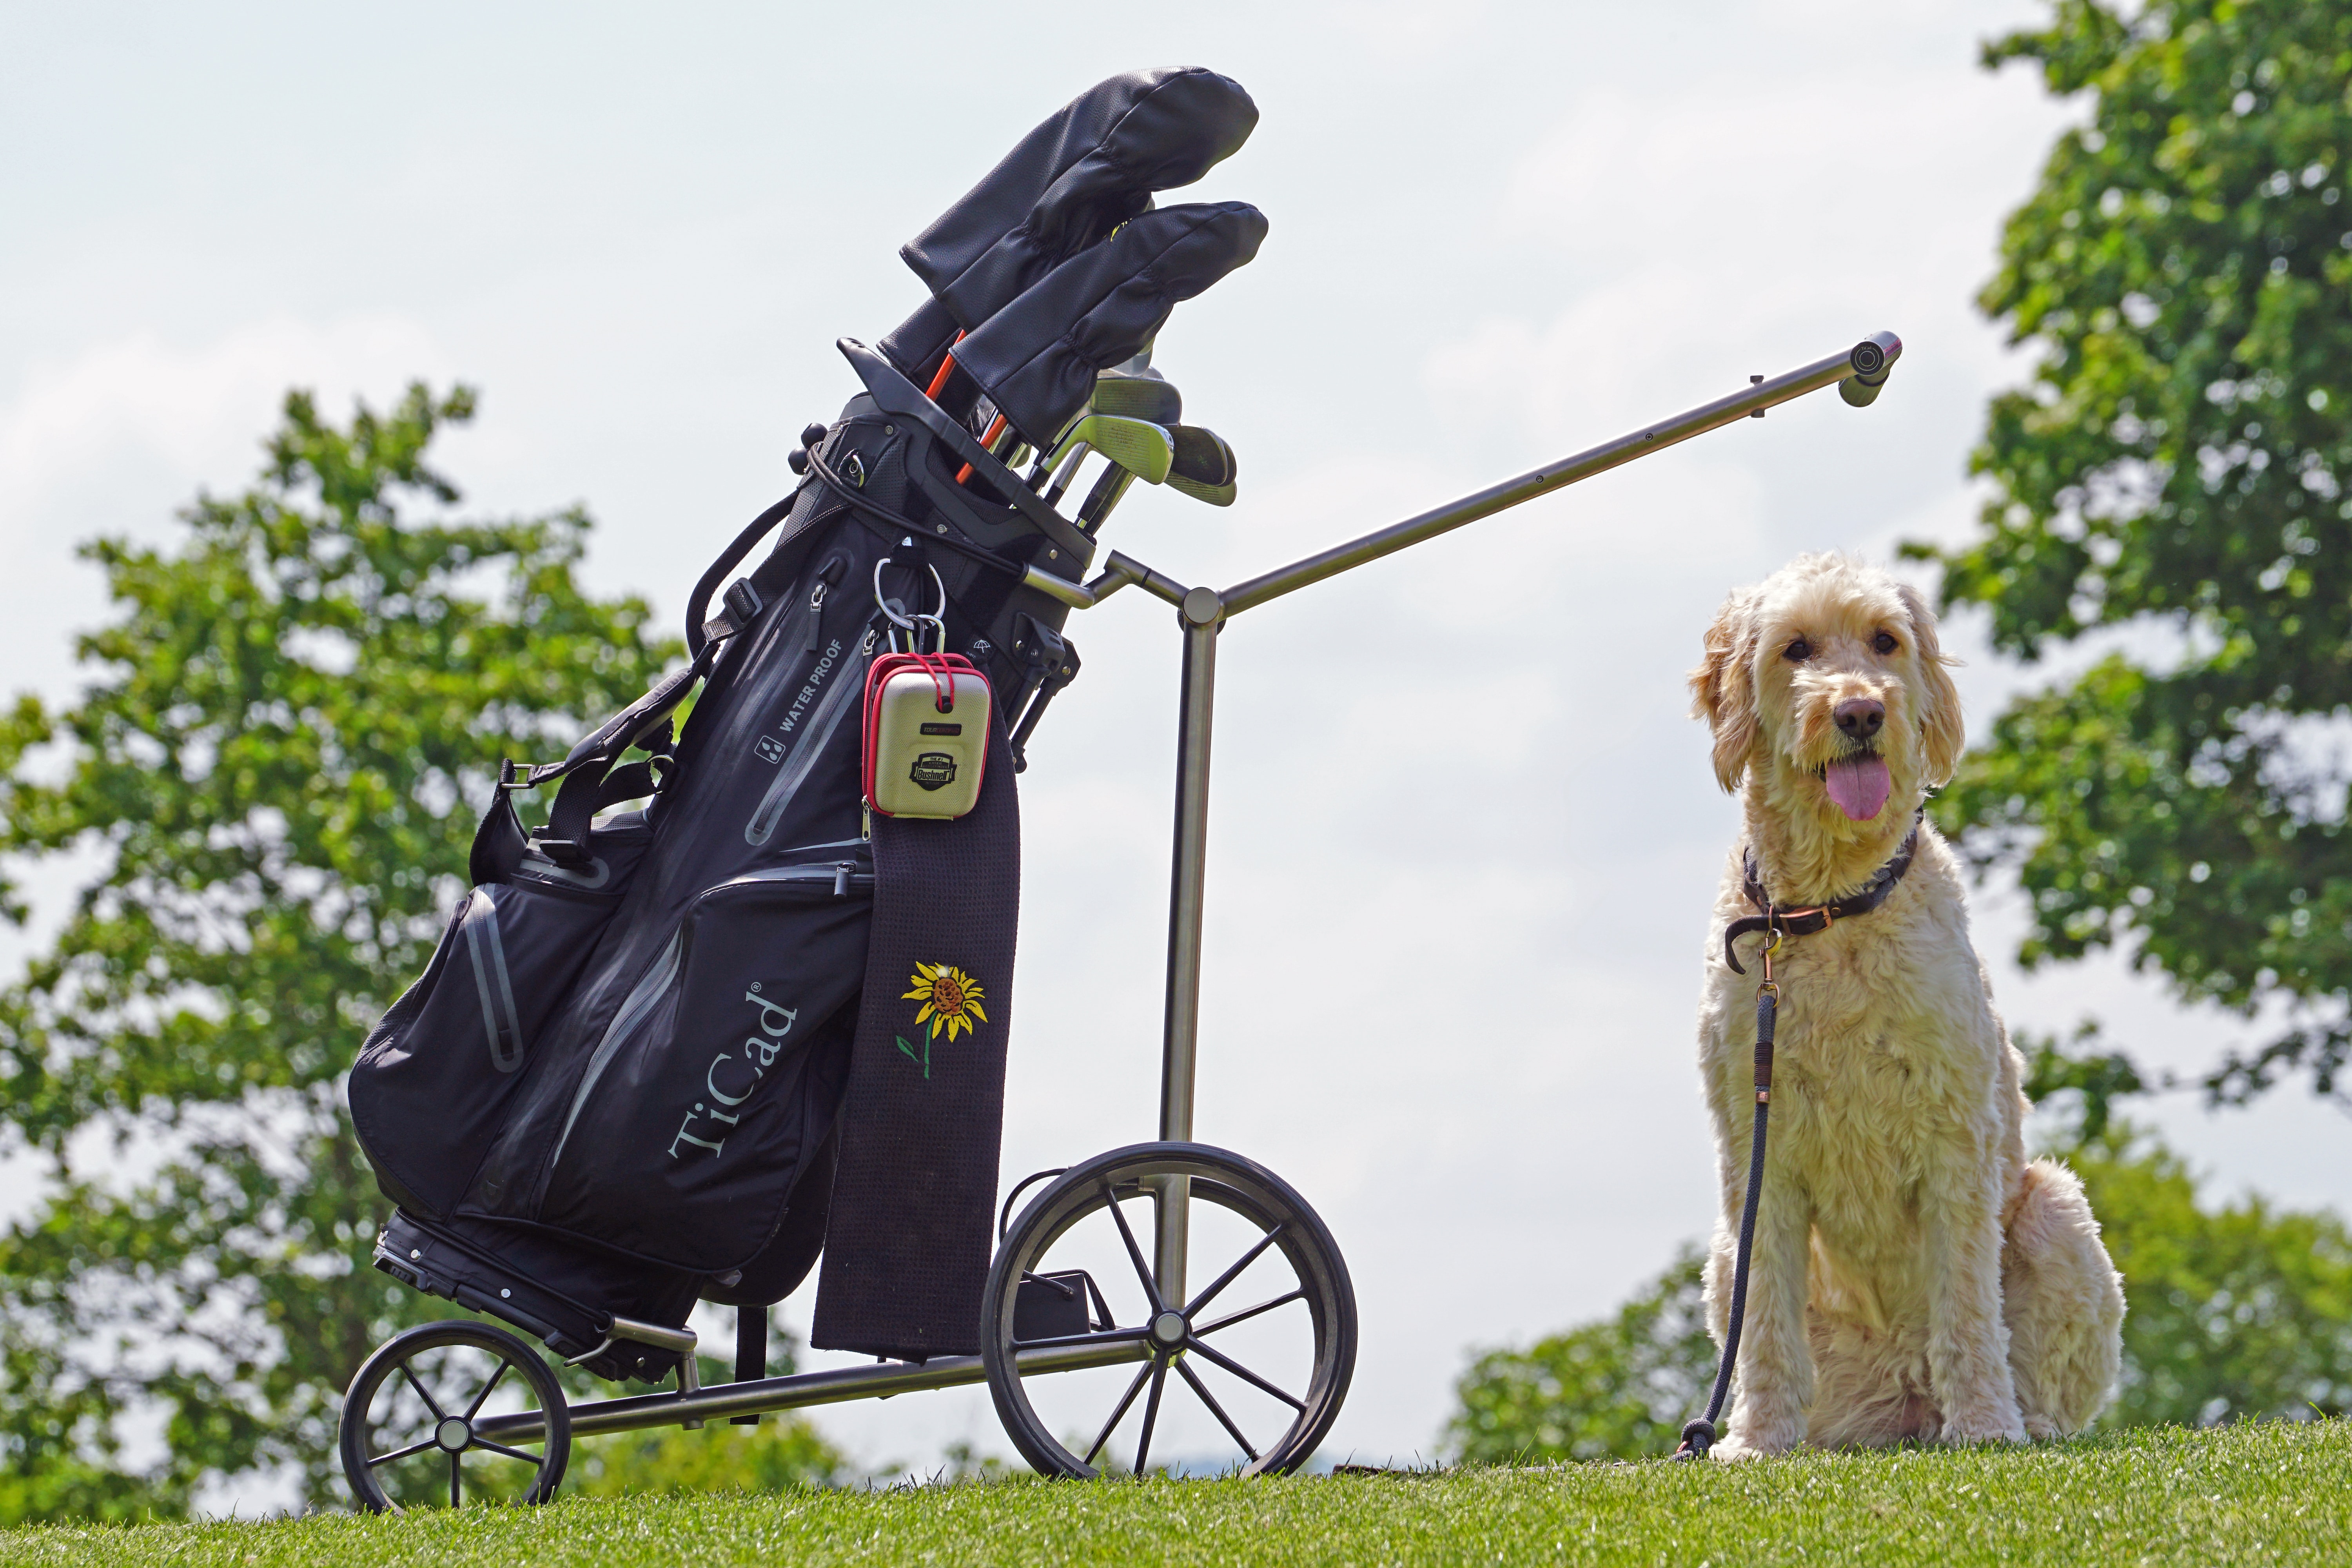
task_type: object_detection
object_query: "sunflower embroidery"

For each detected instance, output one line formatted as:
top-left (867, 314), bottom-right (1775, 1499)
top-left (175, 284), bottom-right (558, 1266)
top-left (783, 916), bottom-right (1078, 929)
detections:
top-left (897, 962), bottom-right (986, 1079)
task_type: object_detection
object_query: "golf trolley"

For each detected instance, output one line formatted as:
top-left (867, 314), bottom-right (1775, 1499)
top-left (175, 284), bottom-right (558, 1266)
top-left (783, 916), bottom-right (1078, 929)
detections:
top-left (336, 332), bottom-right (1900, 1508)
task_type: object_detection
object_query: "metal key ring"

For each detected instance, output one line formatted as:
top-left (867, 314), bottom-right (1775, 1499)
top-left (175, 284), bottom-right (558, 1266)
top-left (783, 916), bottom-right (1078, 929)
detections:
top-left (872, 557), bottom-right (949, 632)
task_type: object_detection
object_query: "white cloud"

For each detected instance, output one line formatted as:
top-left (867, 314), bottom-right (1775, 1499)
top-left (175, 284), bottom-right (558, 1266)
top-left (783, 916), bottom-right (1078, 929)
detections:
top-left (0, 316), bottom-right (456, 711)
top-left (0, 316), bottom-right (454, 522)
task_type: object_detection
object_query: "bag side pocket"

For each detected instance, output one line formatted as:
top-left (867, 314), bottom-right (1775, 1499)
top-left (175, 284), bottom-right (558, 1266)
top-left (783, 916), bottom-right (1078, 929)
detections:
top-left (352, 879), bottom-right (627, 1217)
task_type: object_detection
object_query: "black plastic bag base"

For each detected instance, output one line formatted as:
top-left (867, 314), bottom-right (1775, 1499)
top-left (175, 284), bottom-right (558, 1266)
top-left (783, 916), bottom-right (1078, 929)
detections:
top-left (374, 1209), bottom-right (691, 1385)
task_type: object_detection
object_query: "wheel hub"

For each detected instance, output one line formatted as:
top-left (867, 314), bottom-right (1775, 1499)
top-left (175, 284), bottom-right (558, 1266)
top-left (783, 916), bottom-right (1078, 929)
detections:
top-left (433, 1415), bottom-right (472, 1453)
top-left (1149, 1309), bottom-right (1187, 1351)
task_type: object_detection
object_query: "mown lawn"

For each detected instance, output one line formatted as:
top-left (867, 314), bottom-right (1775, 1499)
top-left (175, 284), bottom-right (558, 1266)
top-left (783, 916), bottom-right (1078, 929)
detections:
top-left (9, 1419), bottom-right (2343, 1566)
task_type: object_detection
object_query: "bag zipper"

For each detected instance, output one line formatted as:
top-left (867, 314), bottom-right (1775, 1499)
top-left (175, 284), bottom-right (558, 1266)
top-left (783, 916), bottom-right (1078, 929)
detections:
top-left (804, 555), bottom-right (847, 655)
top-left (711, 861), bottom-right (873, 898)
top-left (745, 628), bottom-right (873, 846)
top-left (463, 891), bottom-right (525, 1073)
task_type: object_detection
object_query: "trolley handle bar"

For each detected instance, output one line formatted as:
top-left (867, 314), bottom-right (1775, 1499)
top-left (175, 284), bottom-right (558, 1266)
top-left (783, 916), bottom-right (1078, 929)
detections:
top-left (1216, 332), bottom-right (1902, 619)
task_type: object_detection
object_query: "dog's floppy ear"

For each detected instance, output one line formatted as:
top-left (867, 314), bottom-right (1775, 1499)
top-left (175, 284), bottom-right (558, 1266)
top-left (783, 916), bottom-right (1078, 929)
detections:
top-left (1689, 590), bottom-right (1760, 792)
top-left (1898, 583), bottom-right (1966, 786)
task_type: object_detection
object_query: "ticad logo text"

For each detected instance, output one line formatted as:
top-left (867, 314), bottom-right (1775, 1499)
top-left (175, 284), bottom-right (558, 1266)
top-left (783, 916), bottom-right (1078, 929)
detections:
top-left (667, 985), bottom-right (797, 1159)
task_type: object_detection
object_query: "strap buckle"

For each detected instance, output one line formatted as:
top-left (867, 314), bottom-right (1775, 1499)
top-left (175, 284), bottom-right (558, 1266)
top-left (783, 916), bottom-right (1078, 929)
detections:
top-left (699, 577), bottom-right (767, 645)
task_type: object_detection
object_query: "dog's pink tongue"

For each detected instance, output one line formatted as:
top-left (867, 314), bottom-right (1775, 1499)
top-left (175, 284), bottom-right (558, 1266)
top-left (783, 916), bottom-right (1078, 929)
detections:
top-left (1824, 755), bottom-right (1891, 821)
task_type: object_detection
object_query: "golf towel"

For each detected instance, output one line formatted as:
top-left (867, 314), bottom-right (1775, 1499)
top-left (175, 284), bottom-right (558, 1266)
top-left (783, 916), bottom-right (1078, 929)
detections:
top-left (810, 720), bottom-right (1020, 1359)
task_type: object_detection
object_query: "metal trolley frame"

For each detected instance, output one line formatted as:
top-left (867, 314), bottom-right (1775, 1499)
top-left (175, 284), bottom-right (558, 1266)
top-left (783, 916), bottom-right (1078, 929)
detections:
top-left (336, 332), bottom-right (1901, 1507)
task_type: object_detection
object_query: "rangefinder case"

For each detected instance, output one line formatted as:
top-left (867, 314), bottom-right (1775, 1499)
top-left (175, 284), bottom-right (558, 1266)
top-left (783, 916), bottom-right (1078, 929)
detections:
top-left (862, 653), bottom-right (991, 820)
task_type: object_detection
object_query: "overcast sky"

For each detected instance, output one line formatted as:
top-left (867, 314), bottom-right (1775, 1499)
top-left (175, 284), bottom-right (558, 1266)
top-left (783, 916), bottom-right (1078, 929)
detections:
top-left (7, 0), bottom-right (2347, 1499)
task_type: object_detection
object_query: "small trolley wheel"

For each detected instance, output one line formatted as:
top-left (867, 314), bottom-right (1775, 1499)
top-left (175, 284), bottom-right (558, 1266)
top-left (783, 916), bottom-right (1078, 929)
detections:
top-left (339, 1319), bottom-right (572, 1512)
top-left (981, 1142), bottom-right (1356, 1479)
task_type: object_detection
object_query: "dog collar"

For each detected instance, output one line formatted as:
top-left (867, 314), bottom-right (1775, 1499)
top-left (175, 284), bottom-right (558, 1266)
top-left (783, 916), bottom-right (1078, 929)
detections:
top-left (1722, 811), bottom-right (1924, 975)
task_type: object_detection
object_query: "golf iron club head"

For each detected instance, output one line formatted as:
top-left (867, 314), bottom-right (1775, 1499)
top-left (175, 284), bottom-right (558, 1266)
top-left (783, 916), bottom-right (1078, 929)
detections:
top-left (1042, 414), bottom-right (1174, 486)
top-left (1089, 370), bottom-right (1182, 426)
top-left (1030, 372), bottom-right (1182, 489)
top-left (1167, 425), bottom-right (1237, 506)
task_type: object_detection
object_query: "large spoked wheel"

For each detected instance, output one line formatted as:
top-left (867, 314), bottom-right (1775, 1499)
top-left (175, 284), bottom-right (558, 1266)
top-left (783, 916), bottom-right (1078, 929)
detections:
top-left (339, 1320), bottom-right (572, 1512)
top-left (982, 1142), bottom-right (1356, 1479)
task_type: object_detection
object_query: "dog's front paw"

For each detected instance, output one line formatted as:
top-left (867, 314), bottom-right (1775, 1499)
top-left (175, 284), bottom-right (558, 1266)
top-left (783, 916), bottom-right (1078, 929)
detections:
top-left (1710, 1419), bottom-right (1800, 1461)
top-left (1940, 1410), bottom-right (2028, 1446)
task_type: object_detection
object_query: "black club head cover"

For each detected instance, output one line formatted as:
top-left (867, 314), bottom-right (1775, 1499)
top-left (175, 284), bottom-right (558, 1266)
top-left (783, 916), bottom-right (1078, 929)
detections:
top-left (946, 201), bottom-right (1267, 449)
top-left (877, 67), bottom-right (1258, 378)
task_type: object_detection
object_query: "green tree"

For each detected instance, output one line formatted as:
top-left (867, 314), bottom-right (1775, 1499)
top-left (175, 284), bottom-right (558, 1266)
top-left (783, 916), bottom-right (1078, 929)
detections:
top-left (0, 385), bottom-right (679, 1517)
top-left (1911, 0), bottom-right (2352, 1103)
top-left (1445, 1247), bottom-right (1717, 1464)
top-left (2071, 1128), bottom-right (2352, 1426)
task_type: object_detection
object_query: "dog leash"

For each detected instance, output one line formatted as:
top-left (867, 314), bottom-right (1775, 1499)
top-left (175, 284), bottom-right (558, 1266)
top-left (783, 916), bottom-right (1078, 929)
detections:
top-left (1673, 815), bottom-right (1924, 1461)
top-left (1674, 928), bottom-right (1779, 1461)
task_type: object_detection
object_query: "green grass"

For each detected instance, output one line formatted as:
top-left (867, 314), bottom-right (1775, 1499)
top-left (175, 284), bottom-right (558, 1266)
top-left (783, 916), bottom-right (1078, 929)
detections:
top-left (10, 1421), bottom-right (2346, 1566)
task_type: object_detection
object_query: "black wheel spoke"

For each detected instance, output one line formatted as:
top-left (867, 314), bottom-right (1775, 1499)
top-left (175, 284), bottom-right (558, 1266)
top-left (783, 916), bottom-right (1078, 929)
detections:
top-left (1084, 1359), bottom-right (1157, 1466)
top-left (1102, 1183), bottom-right (1167, 1316)
top-left (1184, 1224), bottom-right (1284, 1322)
top-left (462, 1358), bottom-right (511, 1421)
top-left (471, 1438), bottom-right (544, 1465)
top-left (1192, 1287), bottom-right (1306, 1339)
top-left (1186, 1335), bottom-right (1305, 1411)
top-left (367, 1439), bottom-right (437, 1468)
top-left (1176, 1355), bottom-right (1259, 1463)
top-left (1133, 1360), bottom-right (1170, 1475)
top-left (401, 1362), bottom-right (448, 1423)
top-left (449, 1452), bottom-right (461, 1507)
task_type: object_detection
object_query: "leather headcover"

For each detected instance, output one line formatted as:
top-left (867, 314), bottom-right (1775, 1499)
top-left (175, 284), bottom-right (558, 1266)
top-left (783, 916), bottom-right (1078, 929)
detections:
top-left (878, 67), bottom-right (1258, 376)
top-left (909, 67), bottom-right (1256, 330)
top-left (946, 201), bottom-right (1268, 447)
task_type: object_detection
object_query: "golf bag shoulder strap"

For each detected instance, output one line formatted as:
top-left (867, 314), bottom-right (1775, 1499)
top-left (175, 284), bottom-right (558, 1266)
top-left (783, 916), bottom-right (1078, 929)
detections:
top-left (505, 482), bottom-right (856, 873)
top-left (686, 492), bottom-right (801, 660)
top-left (517, 652), bottom-right (709, 869)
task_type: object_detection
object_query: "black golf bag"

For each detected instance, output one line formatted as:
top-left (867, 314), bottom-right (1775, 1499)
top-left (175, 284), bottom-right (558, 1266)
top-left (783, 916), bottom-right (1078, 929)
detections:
top-left (347, 67), bottom-right (1265, 1384)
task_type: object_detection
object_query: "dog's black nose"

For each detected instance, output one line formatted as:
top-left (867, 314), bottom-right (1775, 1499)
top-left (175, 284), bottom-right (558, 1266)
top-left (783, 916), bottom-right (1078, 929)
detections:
top-left (1835, 698), bottom-right (1886, 739)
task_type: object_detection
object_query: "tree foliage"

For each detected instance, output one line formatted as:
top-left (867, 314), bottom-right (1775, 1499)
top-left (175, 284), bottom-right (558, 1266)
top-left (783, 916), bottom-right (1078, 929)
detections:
top-left (2073, 1129), bottom-right (2352, 1426)
top-left (1445, 1247), bottom-right (1717, 1464)
top-left (1912, 0), bottom-right (2352, 1103)
top-left (0, 385), bottom-right (679, 1516)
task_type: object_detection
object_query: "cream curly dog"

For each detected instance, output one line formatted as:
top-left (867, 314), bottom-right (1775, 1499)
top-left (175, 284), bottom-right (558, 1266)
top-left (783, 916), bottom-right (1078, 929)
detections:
top-left (1686, 554), bottom-right (2123, 1458)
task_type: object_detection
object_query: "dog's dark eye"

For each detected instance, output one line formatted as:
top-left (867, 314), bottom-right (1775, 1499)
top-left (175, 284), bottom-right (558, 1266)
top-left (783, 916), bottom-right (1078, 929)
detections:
top-left (1784, 637), bottom-right (1812, 662)
top-left (1873, 632), bottom-right (1899, 655)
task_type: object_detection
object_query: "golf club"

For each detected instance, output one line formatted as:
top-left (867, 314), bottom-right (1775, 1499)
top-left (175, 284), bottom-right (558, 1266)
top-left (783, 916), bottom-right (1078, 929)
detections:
top-left (1087, 370), bottom-right (1181, 426)
top-left (1165, 425), bottom-right (1237, 505)
top-left (1039, 414), bottom-right (1174, 486)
